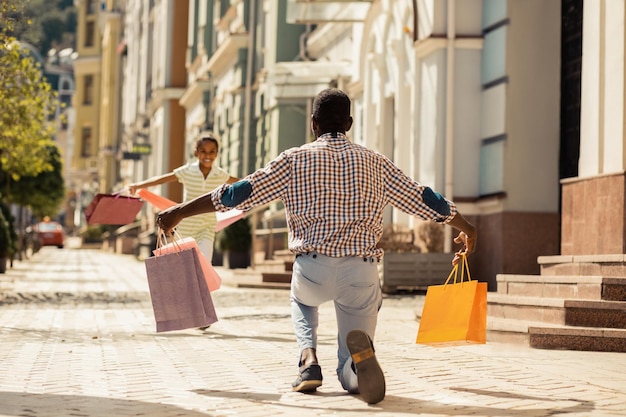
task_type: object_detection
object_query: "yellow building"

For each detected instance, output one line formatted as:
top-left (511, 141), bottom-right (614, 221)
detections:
top-left (97, 1), bottom-right (124, 194)
top-left (71, 0), bottom-right (125, 229)
top-left (71, 0), bottom-right (102, 209)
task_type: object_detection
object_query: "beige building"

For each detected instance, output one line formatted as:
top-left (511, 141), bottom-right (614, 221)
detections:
top-left (113, 0), bottom-right (625, 290)
top-left (72, 0), bottom-right (103, 217)
top-left (562, 0), bottom-right (626, 256)
top-left (97, 0), bottom-right (125, 194)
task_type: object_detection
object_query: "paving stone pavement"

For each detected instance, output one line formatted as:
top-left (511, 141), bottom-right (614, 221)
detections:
top-left (0, 245), bottom-right (625, 417)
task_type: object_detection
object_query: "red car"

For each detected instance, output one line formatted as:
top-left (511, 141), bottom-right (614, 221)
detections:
top-left (36, 221), bottom-right (65, 248)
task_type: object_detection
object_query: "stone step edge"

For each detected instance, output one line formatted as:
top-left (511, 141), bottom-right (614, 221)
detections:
top-left (487, 317), bottom-right (562, 333)
top-left (538, 254), bottom-right (626, 264)
top-left (496, 274), bottom-right (604, 284)
top-left (528, 325), bottom-right (626, 338)
top-left (487, 293), bottom-right (566, 307)
top-left (488, 318), bottom-right (626, 338)
top-left (564, 299), bottom-right (626, 310)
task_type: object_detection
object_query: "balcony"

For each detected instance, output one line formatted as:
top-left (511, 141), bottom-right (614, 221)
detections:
top-left (267, 61), bottom-right (352, 99)
top-left (286, 0), bottom-right (372, 23)
top-left (203, 33), bottom-right (249, 77)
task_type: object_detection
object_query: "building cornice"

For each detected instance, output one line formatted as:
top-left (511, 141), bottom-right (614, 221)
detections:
top-left (148, 87), bottom-right (187, 115)
top-left (73, 56), bottom-right (102, 74)
top-left (414, 36), bottom-right (483, 58)
top-left (179, 78), bottom-right (212, 109)
top-left (201, 33), bottom-right (248, 78)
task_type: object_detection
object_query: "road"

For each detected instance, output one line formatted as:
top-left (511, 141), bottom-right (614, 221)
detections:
top-left (0, 245), bottom-right (624, 416)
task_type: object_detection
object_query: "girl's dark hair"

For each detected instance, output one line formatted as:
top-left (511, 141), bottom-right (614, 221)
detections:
top-left (196, 133), bottom-right (219, 150)
top-left (312, 88), bottom-right (351, 134)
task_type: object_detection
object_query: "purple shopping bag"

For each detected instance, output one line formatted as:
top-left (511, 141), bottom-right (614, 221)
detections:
top-left (85, 193), bottom-right (144, 225)
top-left (144, 247), bottom-right (218, 332)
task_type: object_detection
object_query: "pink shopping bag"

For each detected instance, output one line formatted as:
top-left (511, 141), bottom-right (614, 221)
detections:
top-left (85, 193), bottom-right (144, 225)
top-left (153, 236), bottom-right (222, 292)
top-left (137, 188), bottom-right (244, 231)
top-left (145, 248), bottom-right (218, 332)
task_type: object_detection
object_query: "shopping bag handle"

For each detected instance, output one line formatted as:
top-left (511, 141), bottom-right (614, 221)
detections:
top-left (443, 254), bottom-right (472, 286)
top-left (156, 228), bottom-right (184, 252)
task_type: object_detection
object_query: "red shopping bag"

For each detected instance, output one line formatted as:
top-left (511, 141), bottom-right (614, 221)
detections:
top-left (153, 235), bottom-right (222, 292)
top-left (144, 246), bottom-right (218, 332)
top-left (416, 255), bottom-right (487, 346)
top-left (85, 193), bottom-right (144, 225)
top-left (137, 188), bottom-right (244, 231)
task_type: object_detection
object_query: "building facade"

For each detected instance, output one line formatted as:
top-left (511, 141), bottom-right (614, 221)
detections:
top-left (106, 0), bottom-right (621, 287)
top-left (72, 0), bottom-right (103, 222)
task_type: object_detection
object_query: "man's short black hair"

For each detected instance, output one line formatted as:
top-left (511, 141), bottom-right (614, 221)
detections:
top-left (312, 88), bottom-right (351, 134)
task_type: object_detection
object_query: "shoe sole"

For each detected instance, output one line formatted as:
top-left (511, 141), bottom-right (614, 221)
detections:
top-left (292, 379), bottom-right (322, 393)
top-left (347, 330), bottom-right (385, 404)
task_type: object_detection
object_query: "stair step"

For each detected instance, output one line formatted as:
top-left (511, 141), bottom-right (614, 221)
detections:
top-left (254, 261), bottom-right (288, 274)
top-left (486, 318), bottom-right (563, 344)
top-left (487, 294), bottom-right (565, 324)
top-left (538, 254), bottom-right (626, 277)
top-left (603, 277), bottom-right (626, 301)
top-left (272, 249), bottom-right (295, 262)
top-left (529, 325), bottom-right (626, 353)
top-left (261, 272), bottom-right (292, 284)
top-left (564, 299), bottom-right (626, 328)
top-left (496, 274), bottom-right (603, 299)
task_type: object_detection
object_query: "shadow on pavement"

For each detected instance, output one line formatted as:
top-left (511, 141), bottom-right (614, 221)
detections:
top-left (0, 391), bottom-right (217, 417)
top-left (193, 387), bottom-right (595, 416)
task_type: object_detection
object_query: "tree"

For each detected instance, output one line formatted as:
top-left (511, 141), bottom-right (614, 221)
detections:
top-left (1, 145), bottom-right (65, 219)
top-left (0, 0), bottom-right (77, 54)
top-left (0, 1), bottom-right (60, 187)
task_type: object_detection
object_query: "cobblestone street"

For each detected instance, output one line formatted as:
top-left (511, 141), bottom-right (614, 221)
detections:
top-left (0, 246), bottom-right (624, 416)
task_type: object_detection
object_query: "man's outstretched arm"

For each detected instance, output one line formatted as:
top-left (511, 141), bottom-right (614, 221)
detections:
top-left (447, 212), bottom-right (477, 265)
top-left (156, 180), bottom-right (252, 234)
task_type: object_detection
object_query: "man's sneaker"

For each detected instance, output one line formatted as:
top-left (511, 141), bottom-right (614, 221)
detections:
top-left (347, 329), bottom-right (386, 404)
top-left (292, 364), bottom-right (323, 392)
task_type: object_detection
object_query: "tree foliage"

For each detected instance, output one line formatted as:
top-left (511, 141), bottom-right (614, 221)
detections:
top-left (1, 145), bottom-right (65, 219)
top-left (0, 0), bottom-right (76, 54)
top-left (0, 0), bottom-right (63, 209)
top-left (0, 0), bottom-right (64, 215)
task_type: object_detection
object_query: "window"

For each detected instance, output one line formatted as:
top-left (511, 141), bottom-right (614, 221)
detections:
top-left (83, 75), bottom-right (94, 105)
top-left (81, 127), bottom-right (93, 157)
top-left (86, 0), bottom-right (97, 15)
top-left (479, 136), bottom-right (505, 195)
top-left (85, 21), bottom-right (95, 47)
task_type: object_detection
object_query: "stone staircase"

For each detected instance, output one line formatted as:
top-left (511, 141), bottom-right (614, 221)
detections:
top-left (488, 254), bottom-right (626, 352)
top-left (254, 249), bottom-right (295, 285)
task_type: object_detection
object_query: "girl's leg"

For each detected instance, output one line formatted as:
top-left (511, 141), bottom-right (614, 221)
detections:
top-left (195, 238), bottom-right (214, 264)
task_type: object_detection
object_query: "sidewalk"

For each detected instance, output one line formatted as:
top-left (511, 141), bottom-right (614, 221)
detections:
top-left (0, 246), bottom-right (624, 417)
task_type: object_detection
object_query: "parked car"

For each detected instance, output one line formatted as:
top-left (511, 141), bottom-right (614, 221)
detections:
top-left (35, 221), bottom-right (65, 249)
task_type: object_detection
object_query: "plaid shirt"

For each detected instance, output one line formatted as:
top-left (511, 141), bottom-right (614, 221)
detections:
top-left (212, 133), bottom-right (457, 259)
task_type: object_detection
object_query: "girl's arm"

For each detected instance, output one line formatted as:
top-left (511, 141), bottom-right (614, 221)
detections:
top-left (127, 172), bottom-right (177, 195)
top-left (226, 176), bottom-right (240, 184)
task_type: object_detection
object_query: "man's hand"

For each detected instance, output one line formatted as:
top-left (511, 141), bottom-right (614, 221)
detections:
top-left (447, 213), bottom-right (477, 266)
top-left (156, 205), bottom-right (183, 235)
top-left (452, 230), bottom-right (476, 265)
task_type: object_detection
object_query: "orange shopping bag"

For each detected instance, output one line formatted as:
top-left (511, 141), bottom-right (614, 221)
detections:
top-left (153, 232), bottom-right (222, 292)
top-left (137, 189), bottom-right (177, 211)
top-left (416, 255), bottom-right (487, 346)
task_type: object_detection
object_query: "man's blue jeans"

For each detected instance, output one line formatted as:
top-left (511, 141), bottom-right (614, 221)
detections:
top-left (290, 252), bottom-right (383, 392)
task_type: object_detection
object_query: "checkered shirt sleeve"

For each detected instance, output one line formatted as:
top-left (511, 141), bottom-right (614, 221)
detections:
top-left (210, 134), bottom-right (457, 258)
